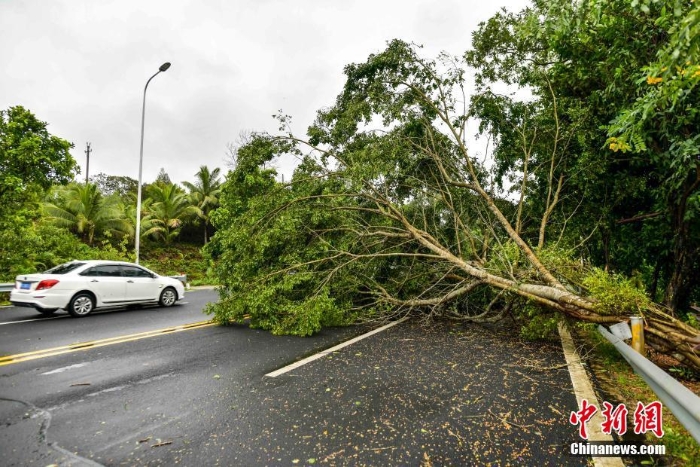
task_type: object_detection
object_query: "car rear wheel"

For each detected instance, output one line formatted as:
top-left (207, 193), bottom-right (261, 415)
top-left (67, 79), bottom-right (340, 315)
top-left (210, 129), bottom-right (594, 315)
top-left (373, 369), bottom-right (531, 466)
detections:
top-left (159, 287), bottom-right (177, 307)
top-left (35, 307), bottom-right (58, 316)
top-left (68, 293), bottom-right (95, 317)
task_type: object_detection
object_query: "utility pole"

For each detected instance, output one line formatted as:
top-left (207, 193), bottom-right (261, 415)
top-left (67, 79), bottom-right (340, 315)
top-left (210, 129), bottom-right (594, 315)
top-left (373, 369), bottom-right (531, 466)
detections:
top-left (85, 142), bottom-right (92, 184)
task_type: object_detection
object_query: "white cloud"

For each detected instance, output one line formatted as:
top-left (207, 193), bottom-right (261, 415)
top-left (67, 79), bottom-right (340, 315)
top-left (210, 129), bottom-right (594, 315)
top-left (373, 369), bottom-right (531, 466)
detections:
top-left (0, 0), bottom-right (530, 185)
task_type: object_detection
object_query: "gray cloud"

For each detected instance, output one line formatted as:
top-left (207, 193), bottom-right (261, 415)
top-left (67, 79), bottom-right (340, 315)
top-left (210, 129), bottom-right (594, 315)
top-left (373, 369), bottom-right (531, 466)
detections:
top-left (0, 0), bottom-right (529, 185)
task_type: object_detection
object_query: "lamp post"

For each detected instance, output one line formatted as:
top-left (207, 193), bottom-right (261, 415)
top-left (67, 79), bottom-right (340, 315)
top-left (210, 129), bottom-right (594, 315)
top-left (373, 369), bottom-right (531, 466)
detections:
top-left (135, 62), bottom-right (171, 264)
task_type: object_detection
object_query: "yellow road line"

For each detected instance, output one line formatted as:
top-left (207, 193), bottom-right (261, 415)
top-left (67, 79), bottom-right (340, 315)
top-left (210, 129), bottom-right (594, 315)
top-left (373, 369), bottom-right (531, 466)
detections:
top-left (0, 320), bottom-right (216, 367)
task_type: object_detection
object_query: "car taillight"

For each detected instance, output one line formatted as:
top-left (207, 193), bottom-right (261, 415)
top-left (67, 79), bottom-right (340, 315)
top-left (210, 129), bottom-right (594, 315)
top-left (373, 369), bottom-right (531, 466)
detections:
top-left (36, 279), bottom-right (59, 290)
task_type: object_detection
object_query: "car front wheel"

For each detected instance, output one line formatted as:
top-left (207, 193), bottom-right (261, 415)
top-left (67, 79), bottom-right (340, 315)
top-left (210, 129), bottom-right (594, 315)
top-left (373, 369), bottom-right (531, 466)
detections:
top-left (68, 293), bottom-right (95, 317)
top-left (159, 287), bottom-right (177, 307)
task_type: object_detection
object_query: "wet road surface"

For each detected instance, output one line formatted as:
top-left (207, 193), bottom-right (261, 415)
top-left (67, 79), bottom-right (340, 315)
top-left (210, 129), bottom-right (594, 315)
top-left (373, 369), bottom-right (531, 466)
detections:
top-left (1, 293), bottom-right (587, 466)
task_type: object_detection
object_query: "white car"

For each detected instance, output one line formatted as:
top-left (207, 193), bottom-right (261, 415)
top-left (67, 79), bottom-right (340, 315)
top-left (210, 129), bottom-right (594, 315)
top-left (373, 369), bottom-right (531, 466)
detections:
top-left (10, 260), bottom-right (186, 317)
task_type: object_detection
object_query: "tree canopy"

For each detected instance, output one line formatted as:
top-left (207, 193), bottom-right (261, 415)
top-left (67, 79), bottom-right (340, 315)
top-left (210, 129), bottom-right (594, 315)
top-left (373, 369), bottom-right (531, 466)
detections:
top-left (42, 183), bottom-right (130, 246)
top-left (0, 106), bottom-right (76, 213)
top-left (183, 165), bottom-right (222, 243)
top-left (91, 173), bottom-right (138, 199)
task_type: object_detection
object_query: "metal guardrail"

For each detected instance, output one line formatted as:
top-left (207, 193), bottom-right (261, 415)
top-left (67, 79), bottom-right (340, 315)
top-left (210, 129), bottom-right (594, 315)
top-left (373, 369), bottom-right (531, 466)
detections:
top-left (598, 325), bottom-right (700, 444)
top-left (169, 275), bottom-right (187, 286)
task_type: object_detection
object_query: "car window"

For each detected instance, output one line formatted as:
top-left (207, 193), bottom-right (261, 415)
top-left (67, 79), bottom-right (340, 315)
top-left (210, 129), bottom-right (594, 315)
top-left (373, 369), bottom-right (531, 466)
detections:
top-left (44, 262), bottom-right (86, 274)
top-left (121, 266), bottom-right (154, 278)
top-left (81, 265), bottom-right (123, 277)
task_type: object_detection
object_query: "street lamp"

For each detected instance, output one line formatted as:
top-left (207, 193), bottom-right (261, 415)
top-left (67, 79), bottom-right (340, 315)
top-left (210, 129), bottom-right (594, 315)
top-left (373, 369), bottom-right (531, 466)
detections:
top-left (135, 61), bottom-right (171, 264)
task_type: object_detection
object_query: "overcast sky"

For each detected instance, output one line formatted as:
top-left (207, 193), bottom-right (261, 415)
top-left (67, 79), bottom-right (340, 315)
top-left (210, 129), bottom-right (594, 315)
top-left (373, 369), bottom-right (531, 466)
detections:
top-left (0, 0), bottom-right (529, 186)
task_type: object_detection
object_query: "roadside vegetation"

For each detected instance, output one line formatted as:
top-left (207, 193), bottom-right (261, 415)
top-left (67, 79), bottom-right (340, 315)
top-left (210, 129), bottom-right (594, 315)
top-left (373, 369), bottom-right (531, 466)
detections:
top-left (0, 106), bottom-right (219, 287)
top-left (574, 323), bottom-right (700, 466)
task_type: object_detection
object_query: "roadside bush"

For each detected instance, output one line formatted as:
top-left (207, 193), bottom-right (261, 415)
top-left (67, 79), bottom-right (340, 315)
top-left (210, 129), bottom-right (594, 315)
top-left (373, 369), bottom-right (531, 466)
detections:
top-left (516, 302), bottom-right (561, 341)
top-left (582, 268), bottom-right (652, 316)
top-left (0, 222), bottom-right (91, 279)
top-left (140, 242), bottom-right (212, 283)
top-left (0, 222), bottom-right (132, 284)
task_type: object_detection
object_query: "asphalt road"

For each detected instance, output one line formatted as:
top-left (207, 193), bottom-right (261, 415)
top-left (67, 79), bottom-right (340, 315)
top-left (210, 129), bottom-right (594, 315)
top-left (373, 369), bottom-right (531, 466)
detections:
top-left (0, 289), bottom-right (588, 466)
top-left (0, 289), bottom-right (219, 354)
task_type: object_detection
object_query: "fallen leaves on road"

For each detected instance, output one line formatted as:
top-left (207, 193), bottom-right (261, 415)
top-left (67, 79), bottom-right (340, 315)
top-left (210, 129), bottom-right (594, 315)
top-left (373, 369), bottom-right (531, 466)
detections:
top-left (151, 439), bottom-right (172, 448)
top-left (247, 320), bottom-right (586, 465)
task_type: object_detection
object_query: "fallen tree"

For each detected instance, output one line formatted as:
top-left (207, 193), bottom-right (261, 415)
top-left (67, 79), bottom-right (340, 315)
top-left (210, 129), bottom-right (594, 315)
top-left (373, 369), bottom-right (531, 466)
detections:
top-left (207, 36), bottom-right (700, 370)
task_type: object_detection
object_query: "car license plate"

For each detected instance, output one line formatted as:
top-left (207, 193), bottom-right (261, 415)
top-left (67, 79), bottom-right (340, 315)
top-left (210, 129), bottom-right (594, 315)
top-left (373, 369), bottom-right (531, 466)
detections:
top-left (20, 282), bottom-right (30, 290)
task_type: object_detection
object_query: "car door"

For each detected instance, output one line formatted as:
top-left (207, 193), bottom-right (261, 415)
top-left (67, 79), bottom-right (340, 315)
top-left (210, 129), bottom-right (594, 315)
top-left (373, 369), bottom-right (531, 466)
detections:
top-left (80, 265), bottom-right (126, 304)
top-left (120, 265), bottom-right (160, 302)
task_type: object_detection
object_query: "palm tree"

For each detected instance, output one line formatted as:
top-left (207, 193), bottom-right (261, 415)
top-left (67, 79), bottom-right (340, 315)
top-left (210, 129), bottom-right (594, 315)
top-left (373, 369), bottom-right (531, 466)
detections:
top-left (42, 183), bottom-right (130, 245)
top-left (121, 197), bottom-right (159, 246)
top-left (143, 183), bottom-right (198, 243)
top-left (182, 165), bottom-right (222, 243)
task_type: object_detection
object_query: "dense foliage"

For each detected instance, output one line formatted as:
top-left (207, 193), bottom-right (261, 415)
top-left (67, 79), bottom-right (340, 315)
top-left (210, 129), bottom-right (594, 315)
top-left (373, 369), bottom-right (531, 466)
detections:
top-left (467, 0), bottom-right (700, 314)
top-left (205, 139), bottom-right (361, 335)
top-left (0, 106), bottom-right (81, 279)
top-left (0, 106), bottom-right (76, 215)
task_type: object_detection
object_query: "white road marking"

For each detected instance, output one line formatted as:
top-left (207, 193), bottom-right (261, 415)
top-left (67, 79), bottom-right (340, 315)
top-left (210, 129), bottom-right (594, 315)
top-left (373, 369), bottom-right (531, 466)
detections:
top-left (0, 302), bottom-right (189, 326)
top-left (0, 315), bottom-right (67, 325)
top-left (265, 317), bottom-right (409, 378)
top-left (558, 322), bottom-right (624, 467)
top-left (41, 363), bottom-right (90, 375)
top-left (87, 385), bottom-right (127, 397)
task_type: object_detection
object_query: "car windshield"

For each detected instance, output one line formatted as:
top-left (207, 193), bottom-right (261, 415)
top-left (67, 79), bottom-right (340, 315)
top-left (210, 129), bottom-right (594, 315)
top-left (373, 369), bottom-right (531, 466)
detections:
top-left (43, 262), bottom-right (86, 274)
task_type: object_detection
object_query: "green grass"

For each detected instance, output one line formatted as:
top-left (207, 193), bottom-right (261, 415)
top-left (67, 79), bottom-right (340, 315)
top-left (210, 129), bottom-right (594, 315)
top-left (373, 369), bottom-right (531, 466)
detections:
top-left (575, 322), bottom-right (700, 466)
top-left (140, 242), bottom-right (217, 285)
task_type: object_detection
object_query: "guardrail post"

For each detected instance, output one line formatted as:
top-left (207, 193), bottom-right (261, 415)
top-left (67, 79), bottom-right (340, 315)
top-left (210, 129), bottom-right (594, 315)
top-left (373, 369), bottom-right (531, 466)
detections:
top-left (630, 316), bottom-right (645, 356)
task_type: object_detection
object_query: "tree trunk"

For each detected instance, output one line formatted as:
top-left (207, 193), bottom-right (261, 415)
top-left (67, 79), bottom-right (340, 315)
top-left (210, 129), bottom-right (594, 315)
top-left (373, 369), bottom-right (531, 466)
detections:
top-left (602, 231), bottom-right (611, 273)
top-left (663, 242), bottom-right (693, 315)
top-left (663, 206), bottom-right (697, 314)
top-left (649, 257), bottom-right (662, 302)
